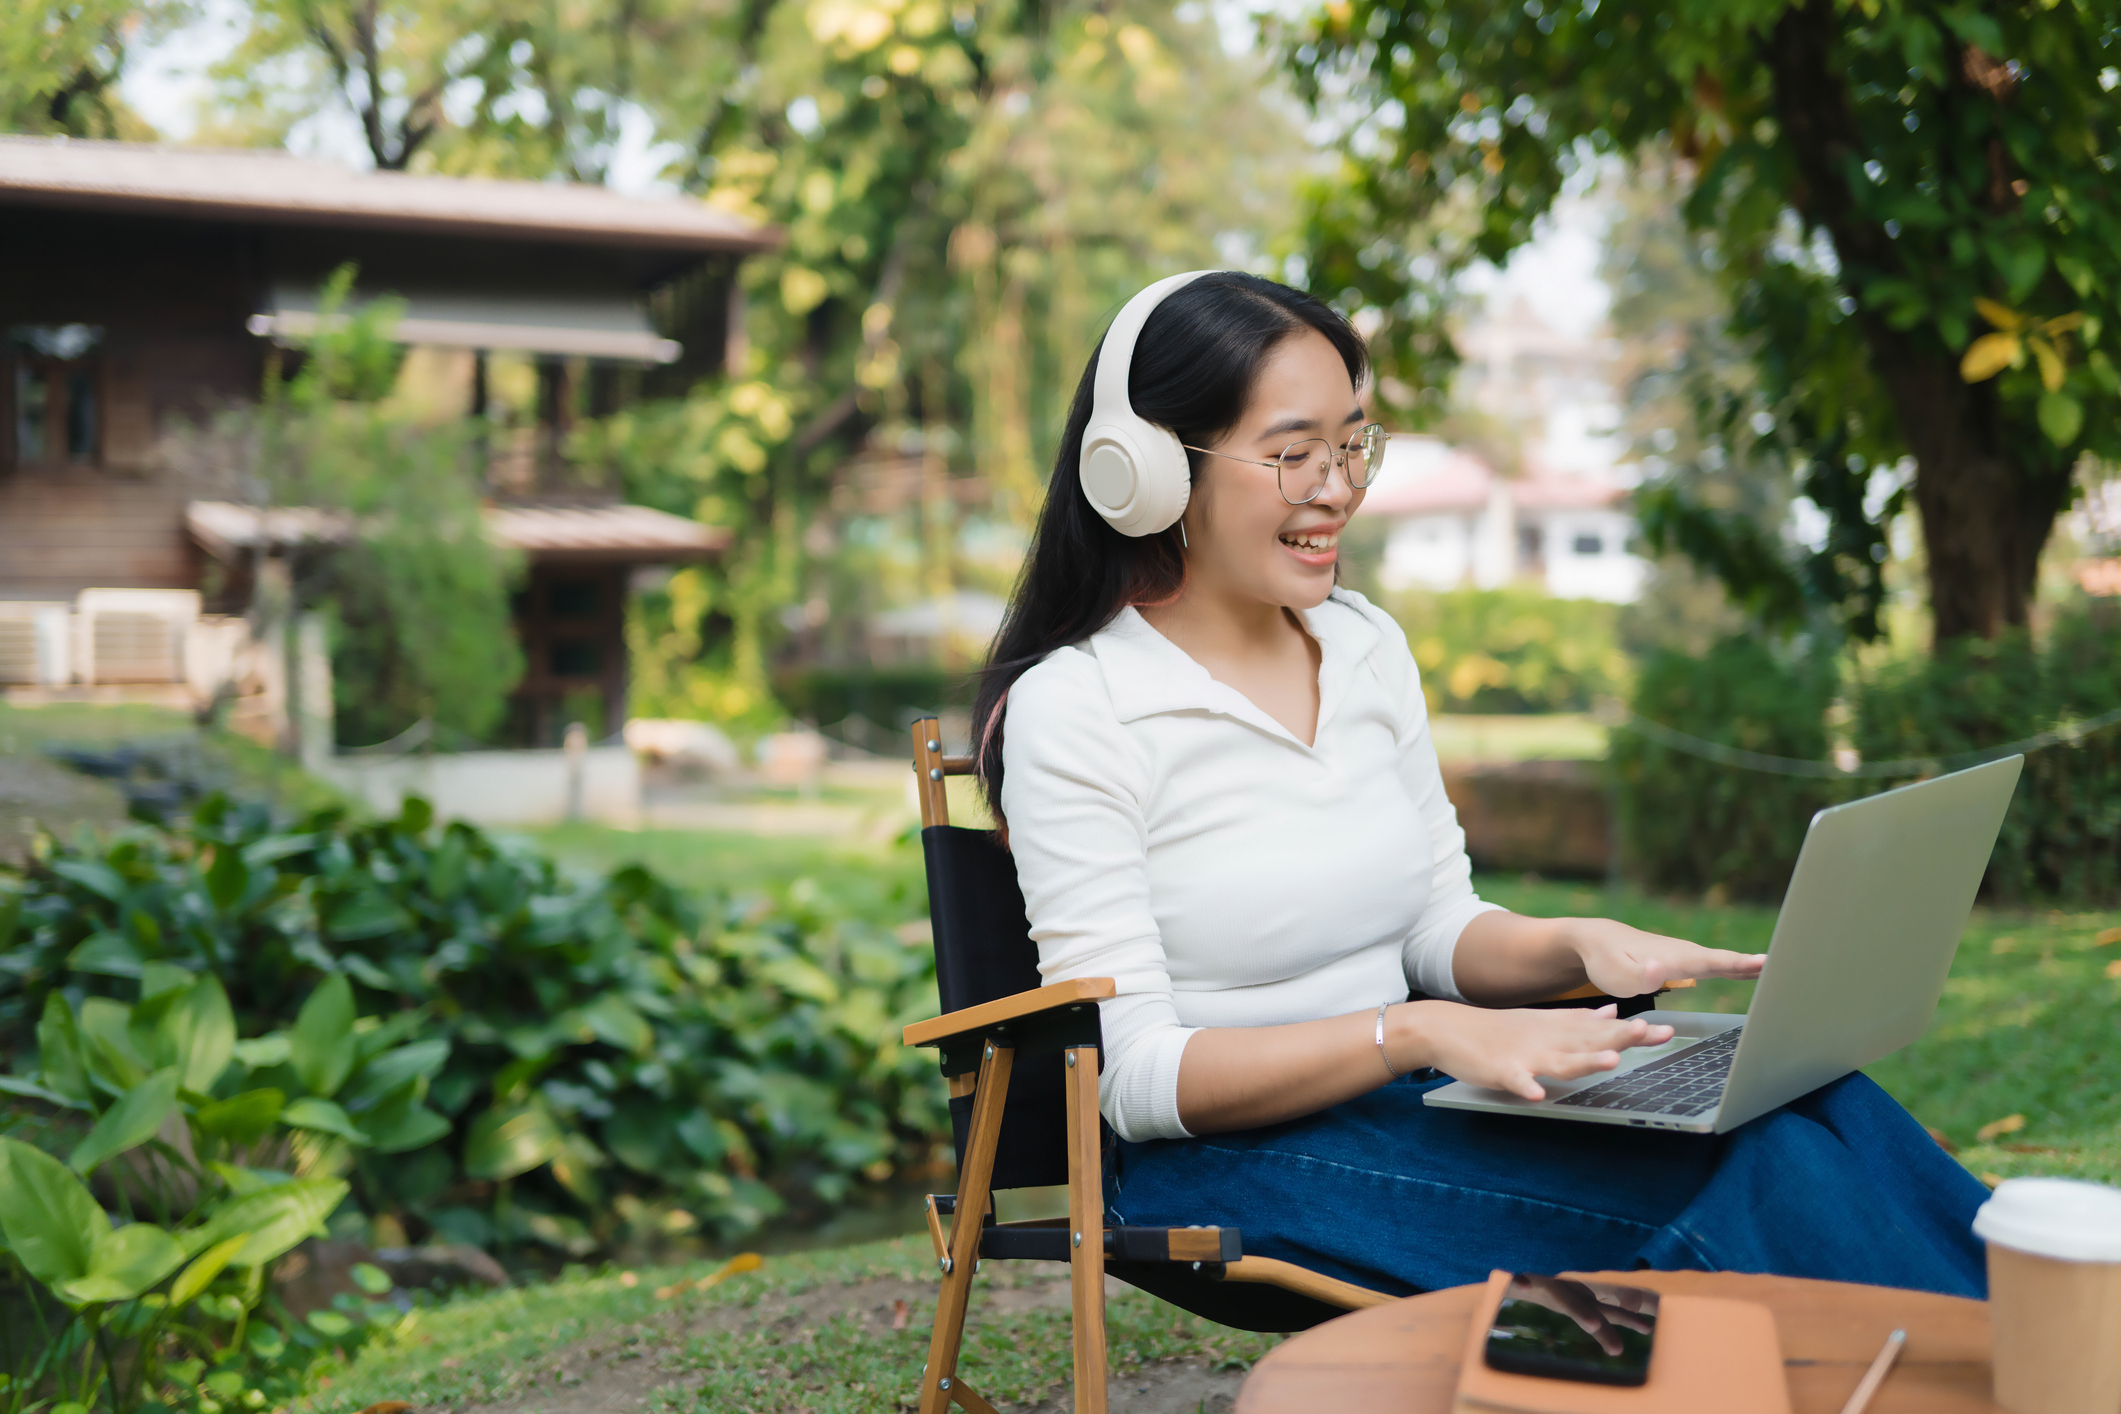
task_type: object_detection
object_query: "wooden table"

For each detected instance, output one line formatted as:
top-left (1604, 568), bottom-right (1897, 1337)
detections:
top-left (1236, 1270), bottom-right (2001, 1414)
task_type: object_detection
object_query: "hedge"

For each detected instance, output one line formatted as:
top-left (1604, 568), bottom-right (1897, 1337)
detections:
top-left (1615, 601), bottom-right (2121, 903)
top-left (0, 797), bottom-right (948, 1261)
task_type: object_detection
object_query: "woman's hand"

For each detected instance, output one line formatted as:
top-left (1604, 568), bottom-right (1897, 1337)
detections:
top-left (1394, 1000), bottom-right (1675, 1102)
top-left (1564, 917), bottom-right (1764, 998)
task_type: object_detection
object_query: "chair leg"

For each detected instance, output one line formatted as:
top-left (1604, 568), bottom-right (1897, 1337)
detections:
top-left (918, 1040), bottom-right (1014, 1414)
top-left (1064, 1044), bottom-right (1108, 1414)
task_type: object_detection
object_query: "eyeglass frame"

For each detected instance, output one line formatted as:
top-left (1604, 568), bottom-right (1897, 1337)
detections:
top-left (1181, 422), bottom-right (1390, 505)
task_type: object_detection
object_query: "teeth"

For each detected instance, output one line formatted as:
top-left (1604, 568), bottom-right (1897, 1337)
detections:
top-left (1280, 531), bottom-right (1339, 552)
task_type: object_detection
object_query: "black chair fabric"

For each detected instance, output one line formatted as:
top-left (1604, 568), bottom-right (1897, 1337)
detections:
top-left (925, 824), bottom-right (1074, 1191)
top-left (919, 820), bottom-right (1369, 1331)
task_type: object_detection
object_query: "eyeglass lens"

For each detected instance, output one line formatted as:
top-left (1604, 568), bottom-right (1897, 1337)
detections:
top-left (1275, 425), bottom-right (1386, 503)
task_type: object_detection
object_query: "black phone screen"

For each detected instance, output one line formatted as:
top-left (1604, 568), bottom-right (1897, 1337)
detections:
top-left (1482, 1274), bottom-right (1660, 1386)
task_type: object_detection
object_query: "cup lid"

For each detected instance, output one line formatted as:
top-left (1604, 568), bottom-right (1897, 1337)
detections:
top-left (1973, 1178), bottom-right (2121, 1262)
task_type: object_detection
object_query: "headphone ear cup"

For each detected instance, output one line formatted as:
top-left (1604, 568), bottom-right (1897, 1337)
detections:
top-left (1080, 419), bottom-right (1190, 536)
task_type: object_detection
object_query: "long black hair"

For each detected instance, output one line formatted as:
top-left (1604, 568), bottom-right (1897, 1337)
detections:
top-left (972, 271), bottom-right (1369, 823)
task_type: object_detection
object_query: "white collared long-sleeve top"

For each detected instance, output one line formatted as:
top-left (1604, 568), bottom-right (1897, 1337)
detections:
top-left (998, 589), bottom-right (1501, 1142)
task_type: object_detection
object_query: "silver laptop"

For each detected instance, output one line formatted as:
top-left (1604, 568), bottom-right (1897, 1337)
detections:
top-left (1424, 755), bottom-right (2023, 1134)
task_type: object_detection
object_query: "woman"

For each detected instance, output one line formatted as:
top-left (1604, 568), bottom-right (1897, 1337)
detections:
top-left (970, 271), bottom-right (1988, 1299)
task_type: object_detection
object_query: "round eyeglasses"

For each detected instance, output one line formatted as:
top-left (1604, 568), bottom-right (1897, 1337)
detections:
top-left (1182, 423), bottom-right (1389, 505)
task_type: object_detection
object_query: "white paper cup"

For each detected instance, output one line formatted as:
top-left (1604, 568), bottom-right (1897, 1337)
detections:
top-left (1972, 1178), bottom-right (2121, 1414)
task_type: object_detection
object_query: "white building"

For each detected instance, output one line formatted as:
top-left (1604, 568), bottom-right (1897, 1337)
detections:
top-left (1363, 436), bottom-right (1647, 603)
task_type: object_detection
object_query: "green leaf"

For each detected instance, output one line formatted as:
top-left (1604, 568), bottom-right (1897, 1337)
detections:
top-left (69, 1069), bottom-right (180, 1176)
top-left (63, 1222), bottom-right (185, 1303)
top-left (0, 884), bottom-right (21, 949)
top-left (193, 1089), bottom-right (286, 1145)
top-left (138, 961), bottom-right (193, 1001)
top-left (35, 993), bottom-right (92, 1106)
top-left (168, 1234), bottom-right (248, 1308)
top-left (51, 859), bottom-right (125, 902)
top-left (78, 997), bottom-right (147, 1090)
top-left (0, 1138), bottom-right (108, 1289)
top-left (351, 1261), bottom-right (393, 1295)
top-left (2038, 390), bottom-right (2083, 445)
top-left (354, 1081), bottom-right (451, 1153)
top-left (135, 975), bottom-right (237, 1094)
top-left (0, 1075), bottom-right (81, 1107)
top-left (307, 1309), bottom-right (354, 1337)
top-left (397, 796), bottom-right (435, 834)
top-left (66, 930), bottom-right (145, 979)
top-left (323, 891), bottom-right (411, 942)
top-left (290, 973), bottom-right (357, 1097)
top-left (576, 993), bottom-right (654, 1055)
top-left (342, 1038), bottom-right (450, 1108)
top-left (463, 1104), bottom-right (565, 1180)
top-left (182, 1177), bottom-right (348, 1267)
top-left (204, 844), bottom-right (250, 913)
top-left (232, 1034), bottom-right (292, 1070)
top-left (281, 1096), bottom-right (370, 1144)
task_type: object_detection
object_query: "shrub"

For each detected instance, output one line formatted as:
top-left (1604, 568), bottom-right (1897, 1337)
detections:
top-left (1384, 586), bottom-right (1630, 714)
top-left (773, 666), bottom-right (974, 729)
top-left (1611, 636), bottom-right (1850, 900)
top-left (1853, 601), bottom-right (2121, 903)
top-left (0, 796), bottom-right (946, 1265)
top-left (0, 968), bottom-right (402, 1413)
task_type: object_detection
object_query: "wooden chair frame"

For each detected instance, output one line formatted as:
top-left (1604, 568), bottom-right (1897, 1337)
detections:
top-left (898, 718), bottom-right (1686, 1414)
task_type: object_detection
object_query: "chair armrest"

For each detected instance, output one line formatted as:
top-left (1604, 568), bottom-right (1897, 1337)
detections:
top-left (1544, 979), bottom-right (1696, 1003)
top-left (903, 977), bottom-right (1117, 1047)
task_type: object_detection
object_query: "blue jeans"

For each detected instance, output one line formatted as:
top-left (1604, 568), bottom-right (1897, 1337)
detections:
top-left (1106, 1072), bottom-right (1989, 1298)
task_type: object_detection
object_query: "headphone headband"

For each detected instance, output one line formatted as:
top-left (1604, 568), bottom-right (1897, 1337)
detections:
top-left (1078, 269), bottom-right (1220, 537)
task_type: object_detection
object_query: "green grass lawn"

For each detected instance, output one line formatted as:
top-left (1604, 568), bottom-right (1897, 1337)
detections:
top-left (1428, 712), bottom-right (1607, 762)
top-left (302, 1238), bottom-right (1277, 1414)
top-left (307, 868), bottom-right (2117, 1413)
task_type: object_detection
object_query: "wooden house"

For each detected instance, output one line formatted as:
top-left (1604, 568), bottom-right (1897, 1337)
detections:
top-left (0, 135), bottom-right (773, 745)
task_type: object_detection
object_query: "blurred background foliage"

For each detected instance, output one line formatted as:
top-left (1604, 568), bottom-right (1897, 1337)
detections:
top-left (1, 796), bottom-right (945, 1263)
top-left (1386, 587), bottom-right (1629, 715)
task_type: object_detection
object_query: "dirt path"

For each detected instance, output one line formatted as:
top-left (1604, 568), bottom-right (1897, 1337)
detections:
top-left (448, 1263), bottom-right (1245, 1414)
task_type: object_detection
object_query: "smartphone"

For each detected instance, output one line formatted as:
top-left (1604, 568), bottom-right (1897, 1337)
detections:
top-left (1483, 1274), bottom-right (1659, 1386)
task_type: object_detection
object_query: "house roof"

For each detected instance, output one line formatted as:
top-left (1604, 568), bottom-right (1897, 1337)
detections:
top-left (186, 500), bottom-right (729, 564)
top-left (1357, 434), bottom-right (1629, 518)
top-left (0, 136), bottom-right (777, 254)
top-left (1357, 436), bottom-right (1497, 516)
top-left (486, 503), bottom-right (731, 561)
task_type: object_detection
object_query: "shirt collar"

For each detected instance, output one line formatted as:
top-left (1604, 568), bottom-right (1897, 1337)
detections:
top-left (1086, 596), bottom-right (1381, 745)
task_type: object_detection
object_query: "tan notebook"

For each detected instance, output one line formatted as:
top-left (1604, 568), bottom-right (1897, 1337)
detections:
top-left (1453, 1270), bottom-right (1792, 1414)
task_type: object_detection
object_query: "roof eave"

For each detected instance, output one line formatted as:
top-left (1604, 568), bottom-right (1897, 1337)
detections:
top-left (0, 184), bottom-right (784, 256)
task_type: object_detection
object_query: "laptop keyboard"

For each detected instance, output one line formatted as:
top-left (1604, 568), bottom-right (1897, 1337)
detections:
top-left (1551, 1027), bottom-right (1742, 1118)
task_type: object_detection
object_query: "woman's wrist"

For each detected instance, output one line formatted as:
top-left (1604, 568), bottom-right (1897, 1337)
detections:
top-left (1380, 999), bottom-right (1453, 1076)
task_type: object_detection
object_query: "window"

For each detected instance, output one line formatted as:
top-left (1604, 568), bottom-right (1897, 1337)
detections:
top-left (1572, 533), bottom-right (1603, 556)
top-left (9, 325), bottom-right (102, 467)
top-left (551, 641), bottom-right (602, 677)
top-left (549, 579), bottom-right (600, 619)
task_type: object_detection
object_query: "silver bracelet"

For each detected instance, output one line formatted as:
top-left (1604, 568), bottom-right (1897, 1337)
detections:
top-left (1375, 1001), bottom-right (1406, 1079)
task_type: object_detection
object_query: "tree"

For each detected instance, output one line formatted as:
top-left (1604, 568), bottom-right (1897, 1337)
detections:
top-left (582, 0), bottom-right (1298, 721)
top-left (1, 0), bottom-right (173, 137)
top-left (1281, 0), bottom-right (2121, 646)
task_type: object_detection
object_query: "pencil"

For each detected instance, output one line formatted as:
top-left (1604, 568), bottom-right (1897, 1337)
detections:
top-left (1836, 1328), bottom-right (1908, 1414)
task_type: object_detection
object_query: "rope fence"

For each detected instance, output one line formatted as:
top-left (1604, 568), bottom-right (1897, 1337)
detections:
top-left (1604, 702), bottom-right (2121, 780)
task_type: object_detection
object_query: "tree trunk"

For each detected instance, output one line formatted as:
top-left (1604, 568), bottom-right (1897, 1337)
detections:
top-left (1759, 0), bottom-right (2075, 644)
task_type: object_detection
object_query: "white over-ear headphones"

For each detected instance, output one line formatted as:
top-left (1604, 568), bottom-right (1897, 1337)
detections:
top-left (1078, 269), bottom-right (1219, 537)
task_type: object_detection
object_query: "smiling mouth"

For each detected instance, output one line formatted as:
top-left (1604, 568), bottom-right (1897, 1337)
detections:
top-left (1279, 529), bottom-right (1340, 554)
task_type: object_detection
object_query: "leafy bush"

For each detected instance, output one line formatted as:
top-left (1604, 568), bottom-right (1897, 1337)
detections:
top-left (1611, 636), bottom-right (1850, 900)
top-left (0, 796), bottom-right (946, 1267)
top-left (1853, 601), bottom-right (2121, 903)
top-left (0, 968), bottom-right (401, 1414)
top-left (772, 666), bottom-right (974, 730)
top-left (1384, 586), bottom-right (1630, 714)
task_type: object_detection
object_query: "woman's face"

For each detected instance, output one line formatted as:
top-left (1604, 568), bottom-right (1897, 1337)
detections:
top-left (1182, 327), bottom-right (1367, 612)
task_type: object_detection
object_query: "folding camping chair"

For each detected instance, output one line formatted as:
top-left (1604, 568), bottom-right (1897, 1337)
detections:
top-left (898, 717), bottom-right (1679, 1414)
